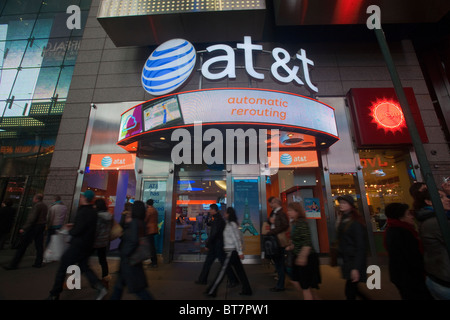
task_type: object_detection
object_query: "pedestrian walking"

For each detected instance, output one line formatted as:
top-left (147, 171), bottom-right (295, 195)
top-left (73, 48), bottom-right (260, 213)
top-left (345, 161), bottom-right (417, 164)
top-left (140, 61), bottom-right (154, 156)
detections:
top-left (286, 202), bottom-right (321, 300)
top-left (110, 200), bottom-right (154, 300)
top-left (206, 207), bottom-right (252, 297)
top-left (383, 202), bottom-right (433, 300)
top-left (4, 194), bottom-right (48, 269)
top-left (46, 195), bottom-right (68, 247)
top-left (413, 188), bottom-right (450, 300)
top-left (195, 204), bottom-right (238, 287)
top-left (266, 196), bottom-right (289, 292)
top-left (335, 195), bottom-right (368, 300)
top-left (93, 198), bottom-right (113, 288)
top-left (145, 199), bottom-right (158, 268)
top-left (46, 190), bottom-right (108, 300)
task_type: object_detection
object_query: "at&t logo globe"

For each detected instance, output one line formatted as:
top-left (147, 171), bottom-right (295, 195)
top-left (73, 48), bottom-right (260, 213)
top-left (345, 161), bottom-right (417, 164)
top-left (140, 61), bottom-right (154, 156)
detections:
top-left (142, 39), bottom-right (196, 96)
top-left (280, 153), bottom-right (292, 166)
top-left (101, 156), bottom-right (112, 168)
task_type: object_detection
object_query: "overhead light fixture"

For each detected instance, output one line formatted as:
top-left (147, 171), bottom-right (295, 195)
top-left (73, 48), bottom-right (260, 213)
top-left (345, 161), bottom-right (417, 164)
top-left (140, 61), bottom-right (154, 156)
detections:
top-left (215, 180), bottom-right (227, 191)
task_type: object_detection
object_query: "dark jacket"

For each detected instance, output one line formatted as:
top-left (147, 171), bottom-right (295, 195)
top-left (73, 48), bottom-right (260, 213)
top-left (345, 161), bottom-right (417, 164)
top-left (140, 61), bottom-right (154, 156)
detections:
top-left (69, 204), bottom-right (98, 250)
top-left (268, 208), bottom-right (289, 247)
top-left (337, 214), bottom-right (367, 282)
top-left (22, 201), bottom-right (48, 231)
top-left (118, 218), bottom-right (148, 293)
top-left (385, 225), bottom-right (427, 290)
top-left (206, 212), bottom-right (225, 250)
top-left (416, 206), bottom-right (450, 284)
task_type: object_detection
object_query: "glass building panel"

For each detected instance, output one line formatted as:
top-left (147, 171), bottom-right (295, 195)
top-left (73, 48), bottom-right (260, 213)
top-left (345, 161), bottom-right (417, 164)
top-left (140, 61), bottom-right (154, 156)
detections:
top-left (41, 38), bottom-right (70, 67)
top-left (0, 24), bottom-right (7, 41)
top-left (21, 38), bottom-right (47, 67)
top-left (1, 99), bottom-right (29, 117)
top-left (31, 67), bottom-right (60, 100)
top-left (30, 17), bottom-right (53, 39)
top-left (10, 67), bottom-right (40, 102)
top-left (63, 37), bottom-right (82, 65)
top-left (34, 13), bottom-right (71, 38)
top-left (2, 0), bottom-right (42, 15)
top-left (40, 0), bottom-right (83, 13)
top-left (79, 0), bottom-right (93, 11)
top-left (0, 15), bottom-right (38, 40)
top-left (1, 40), bottom-right (27, 68)
top-left (0, 69), bottom-right (17, 100)
top-left (54, 66), bottom-right (74, 99)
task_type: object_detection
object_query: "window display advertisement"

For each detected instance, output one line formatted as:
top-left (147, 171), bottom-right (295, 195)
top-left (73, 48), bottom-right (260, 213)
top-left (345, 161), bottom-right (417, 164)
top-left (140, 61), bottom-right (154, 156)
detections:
top-left (142, 180), bottom-right (167, 254)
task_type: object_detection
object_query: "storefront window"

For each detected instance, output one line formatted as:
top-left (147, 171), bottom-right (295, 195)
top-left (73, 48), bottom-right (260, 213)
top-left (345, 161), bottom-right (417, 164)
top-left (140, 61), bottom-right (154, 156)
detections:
top-left (359, 148), bottom-right (416, 231)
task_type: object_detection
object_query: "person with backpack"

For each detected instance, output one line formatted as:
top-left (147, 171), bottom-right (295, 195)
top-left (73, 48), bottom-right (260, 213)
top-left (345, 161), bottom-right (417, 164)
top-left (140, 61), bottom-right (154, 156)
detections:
top-left (206, 207), bottom-right (252, 297)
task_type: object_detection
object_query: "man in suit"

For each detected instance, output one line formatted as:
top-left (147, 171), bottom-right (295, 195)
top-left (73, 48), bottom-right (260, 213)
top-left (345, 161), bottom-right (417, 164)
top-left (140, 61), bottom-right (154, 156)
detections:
top-left (47, 190), bottom-right (108, 300)
top-left (267, 196), bottom-right (289, 292)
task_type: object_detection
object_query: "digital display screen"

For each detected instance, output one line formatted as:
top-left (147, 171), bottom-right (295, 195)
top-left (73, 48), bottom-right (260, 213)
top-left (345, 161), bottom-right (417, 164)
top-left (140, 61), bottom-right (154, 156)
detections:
top-left (119, 104), bottom-right (143, 141)
top-left (143, 96), bottom-right (183, 131)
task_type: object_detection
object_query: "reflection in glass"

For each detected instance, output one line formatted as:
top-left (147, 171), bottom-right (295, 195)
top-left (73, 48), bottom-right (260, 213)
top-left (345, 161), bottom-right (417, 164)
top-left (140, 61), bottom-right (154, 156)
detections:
top-left (11, 68), bottom-right (40, 101)
top-left (32, 67), bottom-right (59, 100)
top-left (1, 40), bottom-right (27, 68)
top-left (54, 66), bottom-right (74, 99)
top-left (0, 69), bottom-right (17, 100)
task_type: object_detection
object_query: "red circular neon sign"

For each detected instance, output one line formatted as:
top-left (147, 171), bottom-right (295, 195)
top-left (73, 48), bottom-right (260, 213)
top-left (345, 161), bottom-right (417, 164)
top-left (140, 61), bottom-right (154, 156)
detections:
top-left (370, 99), bottom-right (406, 133)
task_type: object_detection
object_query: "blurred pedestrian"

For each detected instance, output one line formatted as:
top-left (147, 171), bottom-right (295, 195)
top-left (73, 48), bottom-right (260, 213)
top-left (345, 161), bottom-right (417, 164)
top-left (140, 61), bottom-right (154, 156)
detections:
top-left (46, 195), bottom-right (68, 247)
top-left (145, 199), bottom-right (158, 268)
top-left (120, 202), bottom-right (133, 229)
top-left (413, 188), bottom-right (450, 300)
top-left (0, 199), bottom-right (15, 250)
top-left (286, 202), bottom-right (321, 300)
top-left (335, 195), bottom-right (368, 300)
top-left (93, 198), bottom-right (113, 288)
top-left (4, 194), bottom-right (48, 269)
top-left (442, 177), bottom-right (450, 199)
top-left (206, 207), bottom-right (252, 297)
top-left (195, 204), bottom-right (238, 287)
top-left (267, 196), bottom-right (289, 292)
top-left (383, 202), bottom-right (433, 300)
top-left (110, 200), bottom-right (154, 300)
top-left (46, 190), bottom-right (108, 300)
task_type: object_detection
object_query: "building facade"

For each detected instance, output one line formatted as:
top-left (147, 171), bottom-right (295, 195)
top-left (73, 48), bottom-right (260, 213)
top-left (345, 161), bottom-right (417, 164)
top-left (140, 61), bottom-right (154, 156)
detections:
top-left (2, 0), bottom-right (450, 263)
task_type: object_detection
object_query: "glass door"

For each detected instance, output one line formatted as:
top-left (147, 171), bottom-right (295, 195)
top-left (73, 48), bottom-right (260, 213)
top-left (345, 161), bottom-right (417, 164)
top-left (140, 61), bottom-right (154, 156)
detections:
top-left (173, 171), bottom-right (227, 261)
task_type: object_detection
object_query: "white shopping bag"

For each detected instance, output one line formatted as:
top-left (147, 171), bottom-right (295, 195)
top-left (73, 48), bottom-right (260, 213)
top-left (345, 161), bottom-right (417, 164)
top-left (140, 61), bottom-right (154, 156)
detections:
top-left (44, 231), bottom-right (71, 262)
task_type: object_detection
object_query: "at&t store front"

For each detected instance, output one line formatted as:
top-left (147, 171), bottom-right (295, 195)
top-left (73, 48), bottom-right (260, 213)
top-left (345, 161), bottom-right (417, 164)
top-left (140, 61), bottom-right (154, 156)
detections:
top-left (74, 37), bottom-right (425, 263)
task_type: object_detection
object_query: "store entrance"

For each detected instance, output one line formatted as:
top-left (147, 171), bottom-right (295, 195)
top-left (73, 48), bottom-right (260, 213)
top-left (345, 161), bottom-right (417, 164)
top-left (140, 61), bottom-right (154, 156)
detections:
top-left (173, 165), bottom-right (227, 261)
top-left (266, 167), bottom-right (329, 253)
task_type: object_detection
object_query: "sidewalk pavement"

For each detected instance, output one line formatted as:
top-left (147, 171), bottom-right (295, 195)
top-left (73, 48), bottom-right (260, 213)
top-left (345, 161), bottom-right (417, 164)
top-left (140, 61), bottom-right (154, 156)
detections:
top-left (0, 249), bottom-right (401, 301)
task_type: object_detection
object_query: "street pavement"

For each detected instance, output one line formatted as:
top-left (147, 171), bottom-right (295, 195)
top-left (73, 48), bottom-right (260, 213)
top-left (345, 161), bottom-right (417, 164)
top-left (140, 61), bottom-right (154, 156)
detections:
top-left (0, 249), bottom-right (401, 301)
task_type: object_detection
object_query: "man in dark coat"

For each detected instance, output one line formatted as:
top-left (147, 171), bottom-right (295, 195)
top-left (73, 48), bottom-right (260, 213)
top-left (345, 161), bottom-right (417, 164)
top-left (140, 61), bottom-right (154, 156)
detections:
top-left (4, 194), bottom-right (48, 269)
top-left (384, 202), bottom-right (433, 300)
top-left (195, 204), bottom-right (238, 286)
top-left (267, 196), bottom-right (289, 292)
top-left (47, 190), bottom-right (107, 300)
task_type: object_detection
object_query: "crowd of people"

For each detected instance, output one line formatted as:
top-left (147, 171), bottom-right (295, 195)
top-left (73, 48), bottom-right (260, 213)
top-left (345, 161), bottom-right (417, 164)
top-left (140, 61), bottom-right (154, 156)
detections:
top-left (0, 178), bottom-right (449, 300)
